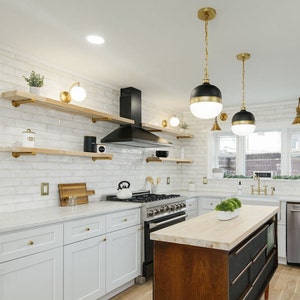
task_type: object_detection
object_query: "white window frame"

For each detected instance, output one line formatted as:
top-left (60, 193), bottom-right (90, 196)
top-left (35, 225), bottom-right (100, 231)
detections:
top-left (210, 128), bottom-right (298, 177)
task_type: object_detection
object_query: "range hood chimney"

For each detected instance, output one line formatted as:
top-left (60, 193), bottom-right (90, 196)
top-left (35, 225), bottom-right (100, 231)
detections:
top-left (101, 87), bottom-right (173, 148)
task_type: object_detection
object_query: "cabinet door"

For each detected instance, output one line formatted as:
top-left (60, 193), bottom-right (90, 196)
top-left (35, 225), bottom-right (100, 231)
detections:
top-left (0, 247), bottom-right (63, 300)
top-left (64, 235), bottom-right (106, 300)
top-left (106, 225), bottom-right (141, 292)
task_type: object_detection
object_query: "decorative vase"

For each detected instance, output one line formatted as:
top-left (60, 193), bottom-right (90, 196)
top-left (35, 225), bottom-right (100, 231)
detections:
top-left (218, 208), bottom-right (240, 221)
top-left (29, 86), bottom-right (40, 95)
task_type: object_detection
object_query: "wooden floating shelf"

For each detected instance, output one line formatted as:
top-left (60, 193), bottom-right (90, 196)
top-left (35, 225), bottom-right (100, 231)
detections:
top-left (0, 146), bottom-right (112, 161)
top-left (1, 90), bottom-right (134, 125)
top-left (146, 157), bottom-right (192, 164)
top-left (141, 123), bottom-right (194, 139)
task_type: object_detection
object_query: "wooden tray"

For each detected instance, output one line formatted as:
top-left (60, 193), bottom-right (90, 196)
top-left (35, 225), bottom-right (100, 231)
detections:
top-left (58, 183), bottom-right (94, 206)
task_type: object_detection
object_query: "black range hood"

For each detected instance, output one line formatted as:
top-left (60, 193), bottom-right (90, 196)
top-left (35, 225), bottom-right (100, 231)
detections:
top-left (101, 87), bottom-right (173, 148)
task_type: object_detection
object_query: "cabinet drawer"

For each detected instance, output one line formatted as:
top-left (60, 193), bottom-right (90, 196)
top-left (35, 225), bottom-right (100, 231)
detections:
top-left (229, 224), bottom-right (268, 282)
top-left (64, 215), bottom-right (106, 244)
top-left (0, 223), bottom-right (63, 263)
top-left (106, 209), bottom-right (140, 232)
top-left (201, 198), bottom-right (221, 210)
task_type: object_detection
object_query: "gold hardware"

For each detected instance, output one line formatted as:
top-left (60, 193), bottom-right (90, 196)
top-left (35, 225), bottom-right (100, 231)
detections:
top-left (12, 151), bottom-right (36, 158)
top-left (271, 187), bottom-right (276, 196)
top-left (103, 237), bottom-right (107, 241)
top-left (162, 120), bottom-right (168, 127)
top-left (211, 117), bottom-right (221, 131)
top-left (92, 156), bottom-right (112, 161)
top-left (123, 218), bottom-right (128, 222)
top-left (220, 112), bottom-right (228, 121)
top-left (12, 98), bottom-right (36, 107)
top-left (251, 175), bottom-right (268, 195)
top-left (292, 97), bottom-right (300, 125)
top-left (92, 117), bottom-right (112, 123)
top-left (27, 240), bottom-right (34, 245)
top-left (85, 227), bottom-right (90, 231)
top-left (60, 82), bottom-right (86, 103)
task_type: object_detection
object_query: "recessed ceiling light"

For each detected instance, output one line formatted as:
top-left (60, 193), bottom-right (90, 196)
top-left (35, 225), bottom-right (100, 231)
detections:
top-left (86, 35), bottom-right (105, 45)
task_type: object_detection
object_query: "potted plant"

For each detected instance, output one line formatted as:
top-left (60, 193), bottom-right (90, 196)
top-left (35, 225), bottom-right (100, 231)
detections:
top-left (179, 122), bottom-right (189, 132)
top-left (215, 198), bottom-right (242, 220)
top-left (23, 70), bottom-right (44, 94)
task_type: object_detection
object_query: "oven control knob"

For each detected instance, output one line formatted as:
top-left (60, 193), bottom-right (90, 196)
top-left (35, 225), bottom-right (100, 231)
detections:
top-left (160, 206), bottom-right (165, 212)
top-left (181, 203), bottom-right (186, 208)
top-left (170, 205), bottom-right (175, 211)
top-left (165, 205), bottom-right (170, 211)
top-left (148, 210), bottom-right (154, 217)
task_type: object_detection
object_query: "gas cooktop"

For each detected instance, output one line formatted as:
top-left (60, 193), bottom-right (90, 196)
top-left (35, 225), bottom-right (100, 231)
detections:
top-left (106, 191), bottom-right (181, 203)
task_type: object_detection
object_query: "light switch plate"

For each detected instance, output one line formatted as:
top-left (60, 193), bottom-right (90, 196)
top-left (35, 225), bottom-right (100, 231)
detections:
top-left (41, 182), bottom-right (49, 196)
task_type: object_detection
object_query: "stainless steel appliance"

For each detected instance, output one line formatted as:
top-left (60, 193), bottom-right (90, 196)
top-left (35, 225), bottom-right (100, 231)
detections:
top-left (106, 191), bottom-right (187, 279)
top-left (287, 202), bottom-right (300, 264)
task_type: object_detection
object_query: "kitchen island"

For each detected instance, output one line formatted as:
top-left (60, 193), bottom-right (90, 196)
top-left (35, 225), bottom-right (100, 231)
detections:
top-left (151, 205), bottom-right (278, 300)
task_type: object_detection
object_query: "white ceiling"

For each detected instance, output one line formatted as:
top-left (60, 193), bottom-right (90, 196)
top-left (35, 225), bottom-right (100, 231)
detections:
top-left (1, 0), bottom-right (300, 112)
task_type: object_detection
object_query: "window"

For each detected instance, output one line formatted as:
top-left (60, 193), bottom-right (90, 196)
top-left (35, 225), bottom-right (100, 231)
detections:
top-left (291, 132), bottom-right (300, 175)
top-left (217, 135), bottom-right (236, 175)
top-left (245, 132), bottom-right (281, 176)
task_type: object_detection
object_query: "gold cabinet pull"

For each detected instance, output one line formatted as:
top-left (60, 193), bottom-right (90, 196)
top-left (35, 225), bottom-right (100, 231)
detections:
top-left (27, 240), bottom-right (34, 246)
top-left (103, 238), bottom-right (107, 242)
top-left (85, 227), bottom-right (90, 231)
top-left (123, 218), bottom-right (128, 222)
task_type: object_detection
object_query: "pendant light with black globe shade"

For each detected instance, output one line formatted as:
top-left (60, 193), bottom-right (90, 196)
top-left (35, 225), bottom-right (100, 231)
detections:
top-left (231, 53), bottom-right (256, 136)
top-left (190, 7), bottom-right (223, 119)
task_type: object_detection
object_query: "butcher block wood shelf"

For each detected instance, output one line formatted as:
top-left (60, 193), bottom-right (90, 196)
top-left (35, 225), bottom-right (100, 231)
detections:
top-left (1, 90), bottom-right (134, 125)
top-left (146, 157), bottom-right (192, 164)
top-left (0, 146), bottom-right (112, 161)
top-left (141, 123), bottom-right (194, 139)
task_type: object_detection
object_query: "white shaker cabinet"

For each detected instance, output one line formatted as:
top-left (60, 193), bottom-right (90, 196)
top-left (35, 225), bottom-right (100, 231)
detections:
top-left (106, 225), bottom-right (141, 293)
top-left (63, 208), bottom-right (141, 300)
top-left (0, 224), bottom-right (64, 300)
top-left (64, 235), bottom-right (106, 300)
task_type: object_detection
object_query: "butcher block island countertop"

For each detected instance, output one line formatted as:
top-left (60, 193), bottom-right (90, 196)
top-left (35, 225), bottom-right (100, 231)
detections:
top-left (151, 205), bottom-right (279, 300)
top-left (151, 205), bottom-right (278, 251)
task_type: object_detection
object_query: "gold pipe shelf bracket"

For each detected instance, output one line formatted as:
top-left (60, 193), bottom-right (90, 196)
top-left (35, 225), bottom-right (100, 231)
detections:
top-left (12, 98), bottom-right (36, 107)
top-left (12, 151), bottom-right (36, 158)
top-left (92, 156), bottom-right (112, 161)
top-left (91, 117), bottom-right (112, 123)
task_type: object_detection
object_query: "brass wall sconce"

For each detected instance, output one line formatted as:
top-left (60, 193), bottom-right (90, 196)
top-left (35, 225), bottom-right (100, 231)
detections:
top-left (292, 98), bottom-right (300, 125)
top-left (60, 82), bottom-right (86, 103)
top-left (211, 112), bottom-right (228, 131)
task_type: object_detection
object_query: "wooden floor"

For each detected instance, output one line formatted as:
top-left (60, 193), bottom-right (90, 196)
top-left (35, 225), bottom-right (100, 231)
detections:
top-left (110, 264), bottom-right (300, 300)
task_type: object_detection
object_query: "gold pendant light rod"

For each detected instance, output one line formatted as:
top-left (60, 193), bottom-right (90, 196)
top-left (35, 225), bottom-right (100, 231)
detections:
top-left (237, 53), bottom-right (250, 110)
top-left (198, 8), bottom-right (216, 84)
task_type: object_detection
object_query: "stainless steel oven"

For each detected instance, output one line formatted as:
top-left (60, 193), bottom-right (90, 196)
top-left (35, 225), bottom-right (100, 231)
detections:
top-left (143, 210), bottom-right (187, 278)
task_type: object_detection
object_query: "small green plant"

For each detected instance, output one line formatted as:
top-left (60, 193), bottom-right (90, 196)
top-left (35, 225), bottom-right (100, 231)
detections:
top-left (23, 70), bottom-right (44, 87)
top-left (215, 198), bottom-right (242, 212)
top-left (179, 122), bottom-right (189, 129)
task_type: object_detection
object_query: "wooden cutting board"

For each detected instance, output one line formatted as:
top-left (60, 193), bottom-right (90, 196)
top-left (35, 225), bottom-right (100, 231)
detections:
top-left (58, 183), bottom-right (94, 206)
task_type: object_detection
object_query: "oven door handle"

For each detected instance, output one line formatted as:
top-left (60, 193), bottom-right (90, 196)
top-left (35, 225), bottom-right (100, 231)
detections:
top-left (149, 214), bottom-right (187, 229)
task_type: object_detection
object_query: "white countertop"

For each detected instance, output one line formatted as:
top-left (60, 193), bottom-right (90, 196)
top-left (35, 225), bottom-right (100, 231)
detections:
top-left (151, 205), bottom-right (278, 251)
top-left (0, 201), bottom-right (141, 233)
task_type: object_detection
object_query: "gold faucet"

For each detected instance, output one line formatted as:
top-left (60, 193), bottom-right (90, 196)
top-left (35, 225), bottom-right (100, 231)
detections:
top-left (251, 175), bottom-right (268, 195)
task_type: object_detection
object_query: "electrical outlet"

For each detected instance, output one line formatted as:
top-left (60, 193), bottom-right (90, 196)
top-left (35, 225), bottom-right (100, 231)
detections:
top-left (166, 177), bottom-right (170, 185)
top-left (41, 182), bottom-right (49, 196)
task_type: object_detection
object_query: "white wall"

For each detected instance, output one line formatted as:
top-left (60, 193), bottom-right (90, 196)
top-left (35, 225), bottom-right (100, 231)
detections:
top-left (0, 44), bottom-right (188, 212)
top-left (0, 44), bottom-right (299, 212)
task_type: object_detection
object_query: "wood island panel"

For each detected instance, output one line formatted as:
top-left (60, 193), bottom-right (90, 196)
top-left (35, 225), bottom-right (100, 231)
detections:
top-left (154, 242), bottom-right (228, 300)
